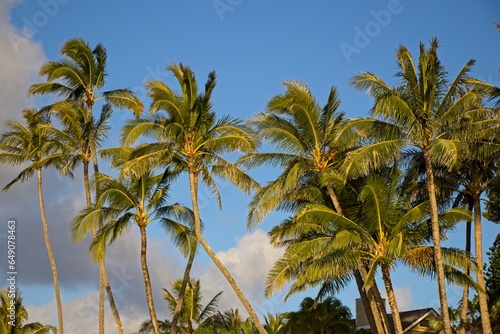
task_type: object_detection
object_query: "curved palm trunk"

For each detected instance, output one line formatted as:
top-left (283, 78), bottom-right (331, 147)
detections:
top-left (103, 271), bottom-right (124, 334)
top-left (380, 265), bottom-right (403, 334)
top-left (139, 225), bottom-right (161, 334)
top-left (92, 157), bottom-right (125, 334)
top-left (473, 194), bottom-right (493, 334)
top-left (422, 150), bottom-right (452, 334)
top-left (37, 169), bottom-right (64, 334)
top-left (187, 167), bottom-right (267, 334)
top-left (458, 201), bottom-right (473, 334)
top-left (169, 248), bottom-right (196, 334)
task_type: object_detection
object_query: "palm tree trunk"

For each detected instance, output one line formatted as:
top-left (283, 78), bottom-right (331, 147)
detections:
top-left (326, 185), bottom-right (343, 215)
top-left (139, 225), bottom-right (161, 334)
top-left (187, 167), bottom-right (267, 334)
top-left (37, 168), bottom-right (64, 334)
top-left (473, 194), bottom-right (493, 334)
top-left (422, 150), bottom-right (452, 334)
top-left (354, 269), bottom-right (382, 334)
top-left (92, 157), bottom-right (124, 334)
top-left (83, 161), bottom-right (105, 334)
top-left (381, 265), bottom-right (403, 334)
top-left (371, 277), bottom-right (392, 334)
top-left (360, 265), bottom-right (391, 334)
top-left (169, 248), bottom-right (196, 334)
top-left (98, 264), bottom-right (106, 334)
top-left (458, 201), bottom-right (472, 334)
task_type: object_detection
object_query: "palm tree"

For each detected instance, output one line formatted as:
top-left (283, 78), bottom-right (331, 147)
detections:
top-left (352, 172), bottom-right (474, 334)
top-left (267, 169), bottom-right (477, 334)
top-left (119, 63), bottom-right (265, 334)
top-left (0, 109), bottom-right (64, 334)
top-left (0, 288), bottom-right (56, 334)
top-left (28, 38), bottom-right (143, 118)
top-left (28, 38), bottom-right (143, 334)
top-left (72, 165), bottom-right (194, 334)
top-left (349, 37), bottom-right (489, 334)
top-left (48, 100), bottom-right (121, 334)
top-left (163, 279), bottom-right (222, 334)
top-left (242, 81), bottom-right (387, 334)
top-left (450, 102), bottom-right (499, 333)
top-left (243, 81), bottom-right (371, 226)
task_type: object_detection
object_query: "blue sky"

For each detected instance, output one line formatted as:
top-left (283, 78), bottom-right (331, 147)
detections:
top-left (1, 0), bottom-right (500, 332)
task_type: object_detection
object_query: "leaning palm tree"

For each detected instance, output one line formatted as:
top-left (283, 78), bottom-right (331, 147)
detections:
top-left (72, 166), bottom-right (194, 334)
top-left (0, 109), bottom-right (64, 334)
top-left (28, 38), bottom-right (143, 334)
top-left (242, 81), bottom-right (387, 334)
top-left (119, 63), bottom-right (265, 334)
top-left (0, 289), bottom-right (56, 334)
top-left (349, 37), bottom-right (489, 334)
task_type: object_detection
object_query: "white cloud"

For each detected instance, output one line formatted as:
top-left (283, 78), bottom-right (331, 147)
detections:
top-left (27, 291), bottom-right (149, 334)
top-left (25, 230), bottom-right (189, 333)
top-left (379, 284), bottom-right (420, 312)
top-left (393, 285), bottom-right (414, 311)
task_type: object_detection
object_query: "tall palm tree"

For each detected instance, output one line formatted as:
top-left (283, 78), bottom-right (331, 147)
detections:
top-left (451, 111), bottom-right (499, 334)
top-left (119, 63), bottom-right (265, 334)
top-left (242, 81), bottom-right (387, 334)
top-left (0, 289), bottom-right (56, 334)
top-left (266, 169), bottom-right (477, 334)
top-left (103, 145), bottom-right (200, 333)
top-left (72, 166), bottom-right (194, 334)
top-left (48, 100), bottom-right (122, 333)
top-left (349, 37), bottom-right (489, 334)
top-left (0, 109), bottom-right (64, 334)
top-left (351, 172), bottom-right (473, 334)
top-left (163, 279), bottom-right (222, 334)
top-left (28, 38), bottom-right (144, 334)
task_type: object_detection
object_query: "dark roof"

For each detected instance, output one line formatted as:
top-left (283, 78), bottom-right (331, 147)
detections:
top-left (388, 308), bottom-right (441, 333)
